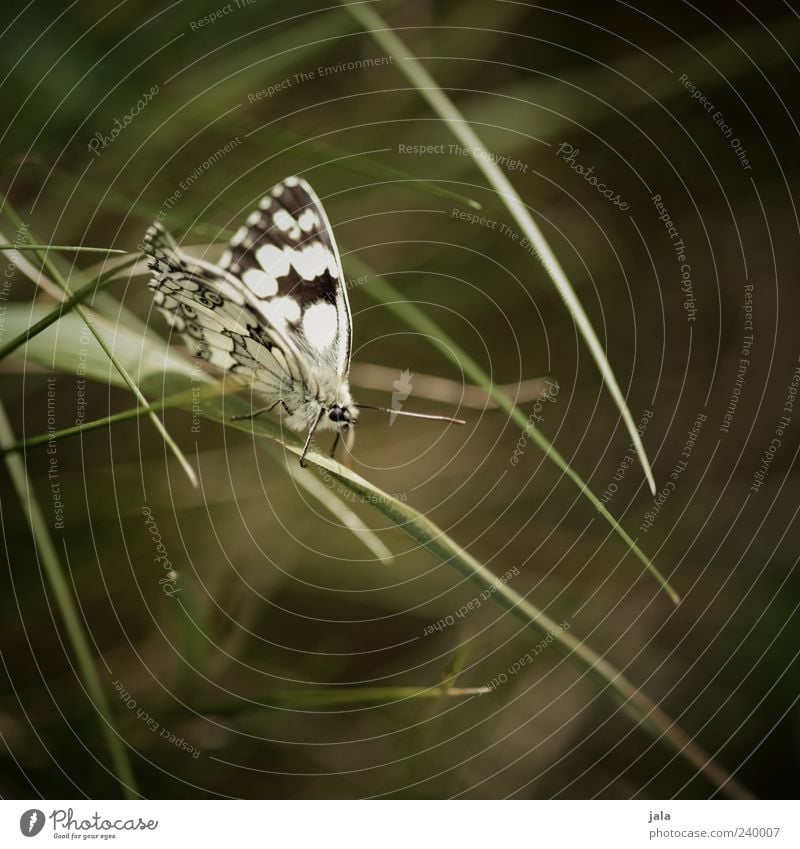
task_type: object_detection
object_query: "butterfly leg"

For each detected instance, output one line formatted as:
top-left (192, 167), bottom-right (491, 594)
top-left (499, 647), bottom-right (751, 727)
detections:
top-left (329, 431), bottom-right (341, 459)
top-left (231, 399), bottom-right (290, 421)
top-left (299, 409), bottom-right (326, 468)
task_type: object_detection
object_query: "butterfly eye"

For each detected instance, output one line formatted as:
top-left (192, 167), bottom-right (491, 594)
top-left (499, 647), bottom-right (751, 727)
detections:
top-left (328, 406), bottom-right (348, 423)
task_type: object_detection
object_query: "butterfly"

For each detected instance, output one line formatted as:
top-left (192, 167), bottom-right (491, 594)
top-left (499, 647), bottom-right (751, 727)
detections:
top-left (143, 176), bottom-right (463, 466)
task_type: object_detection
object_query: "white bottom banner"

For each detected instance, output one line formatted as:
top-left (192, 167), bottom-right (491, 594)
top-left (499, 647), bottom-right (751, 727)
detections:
top-left (1, 799), bottom-right (795, 848)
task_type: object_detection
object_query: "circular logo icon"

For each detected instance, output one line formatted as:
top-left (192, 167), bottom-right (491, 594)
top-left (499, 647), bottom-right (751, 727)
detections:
top-left (19, 809), bottom-right (45, 837)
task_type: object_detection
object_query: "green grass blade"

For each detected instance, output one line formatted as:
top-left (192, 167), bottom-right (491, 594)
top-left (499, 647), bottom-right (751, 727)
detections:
top-left (174, 380), bottom-right (745, 799)
top-left (274, 445), bottom-right (395, 564)
top-left (0, 197), bottom-right (198, 488)
top-left (0, 244), bottom-right (128, 254)
top-left (0, 387), bottom-right (213, 455)
top-left (255, 685), bottom-right (489, 708)
top-left (0, 401), bottom-right (139, 798)
top-left (0, 314), bottom-right (394, 563)
top-left (341, 0), bottom-right (656, 497)
top-left (0, 304), bottom-right (198, 386)
top-left (0, 255), bottom-right (138, 363)
top-left (347, 255), bottom-right (678, 605)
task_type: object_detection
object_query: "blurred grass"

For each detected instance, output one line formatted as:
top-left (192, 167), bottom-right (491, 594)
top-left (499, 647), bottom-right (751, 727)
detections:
top-left (0, 293), bottom-right (744, 795)
top-left (0, 198), bottom-right (198, 486)
top-left (1, 0), bottom-right (798, 801)
top-left (0, 400), bottom-right (138, 798)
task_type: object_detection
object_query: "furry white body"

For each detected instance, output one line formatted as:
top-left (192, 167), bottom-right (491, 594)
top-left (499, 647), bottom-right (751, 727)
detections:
top-left (279, 368), bottom-right (357, 434)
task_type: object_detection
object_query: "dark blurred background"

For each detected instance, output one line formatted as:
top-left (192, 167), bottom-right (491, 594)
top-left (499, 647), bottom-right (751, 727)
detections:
top-left (0, 0), bottom-right (798, 799)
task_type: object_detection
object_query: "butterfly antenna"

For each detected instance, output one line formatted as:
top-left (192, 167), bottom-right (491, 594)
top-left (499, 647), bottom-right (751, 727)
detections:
top-left (356, 404), bottom-right (466, 425)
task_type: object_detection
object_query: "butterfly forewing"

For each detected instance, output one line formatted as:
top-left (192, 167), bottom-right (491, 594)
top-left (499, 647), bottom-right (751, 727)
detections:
top-left (219, 176), bottom-right (352, 378)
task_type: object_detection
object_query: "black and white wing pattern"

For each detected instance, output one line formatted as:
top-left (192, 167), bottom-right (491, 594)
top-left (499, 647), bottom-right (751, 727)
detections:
top-left (218, 176), bottom-right (352, 380)
top-left (143, 176), bottom-right (356, 444)
top-left (145, 176), bottom-right (461, 463)
top-left (144, 222), bottom-right (308, 404)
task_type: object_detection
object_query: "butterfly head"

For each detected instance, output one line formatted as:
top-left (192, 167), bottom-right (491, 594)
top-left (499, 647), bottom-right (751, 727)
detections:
top-left (327, 403), bottom-right (356, 432)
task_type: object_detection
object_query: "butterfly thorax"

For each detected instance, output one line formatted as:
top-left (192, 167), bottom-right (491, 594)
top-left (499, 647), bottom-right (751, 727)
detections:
top-left (281, 368), bottom-right (357, 435)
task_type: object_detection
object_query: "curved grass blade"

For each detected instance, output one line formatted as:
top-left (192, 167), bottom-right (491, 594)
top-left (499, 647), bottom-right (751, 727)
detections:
top-left (0, 255), bottom-right (139, 363)
top-left (171, 377), bottom-right (746, 799)
top-left (0, 244), bottom-right (128, 255)
top-left (0, 400), bottom-right (139, 799)
top-left (275, 445), bottom-right (394, 565)
top-left (246, 126), bottom-right (482, 211)
top-left (248, 685), bottom-right (490, 708)
top-left (350, 362), bottom-right (550, 409)
top-left (0, 387), bottom-right (212, 456)
top-left (347, 255), bottom-right (678, 604)
top-left (1, 307), bottom-right (395, 564)
top-left (0, 197), bottom-right (198, 488)
top-left (0, 304), bottom-right (198, 388)
top-left (5, 330), bottom-right (741, 796)
top-left (341, 0), bottom-right (656, 497)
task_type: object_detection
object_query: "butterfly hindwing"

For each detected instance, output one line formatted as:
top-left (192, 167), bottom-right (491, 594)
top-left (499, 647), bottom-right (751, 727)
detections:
top-left (219, 176), bottom-right (352, 378)
top-left (144, 223), bottom-right (302, 399)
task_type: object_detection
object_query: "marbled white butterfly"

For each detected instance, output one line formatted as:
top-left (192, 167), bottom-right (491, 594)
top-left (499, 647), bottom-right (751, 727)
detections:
top-left (144, 176), bottom-right (462, 466)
